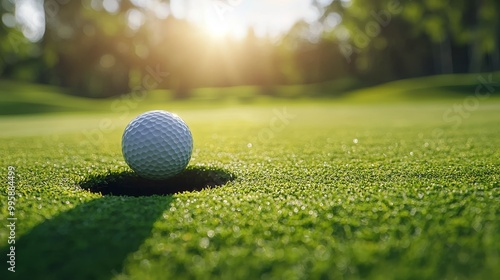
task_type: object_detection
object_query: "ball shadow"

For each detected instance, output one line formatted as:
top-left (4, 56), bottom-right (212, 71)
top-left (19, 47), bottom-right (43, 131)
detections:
top-left (80, 166), bottom-right (236, 196)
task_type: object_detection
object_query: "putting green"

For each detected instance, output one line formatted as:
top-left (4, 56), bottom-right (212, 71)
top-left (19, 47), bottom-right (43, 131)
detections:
top-left (0, 84), bottom-right (499, 279)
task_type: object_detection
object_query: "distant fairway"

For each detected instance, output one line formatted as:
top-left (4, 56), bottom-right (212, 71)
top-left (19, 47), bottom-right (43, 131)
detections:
top-left (1, 76), bottom-right (499, 279)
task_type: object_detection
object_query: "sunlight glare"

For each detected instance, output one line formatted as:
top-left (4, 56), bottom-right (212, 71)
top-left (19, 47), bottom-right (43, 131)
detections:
top-left (15, 0), bottom-right (45, 42)
top-left (204, 17), bottom-right (246, 39)
top-left (171, 0), bottom-right (319, 40)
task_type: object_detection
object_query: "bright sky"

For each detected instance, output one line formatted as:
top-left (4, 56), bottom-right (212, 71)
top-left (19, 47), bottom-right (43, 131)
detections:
top-left (170, 0), bottom-right (322, 38)
top-left (12, 0), bottom-right (323, 42)
top-left (14, 0), bottom-right (45, 42)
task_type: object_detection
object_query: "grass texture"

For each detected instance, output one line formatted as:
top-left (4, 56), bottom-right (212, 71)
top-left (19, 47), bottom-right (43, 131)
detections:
top-left (0, 77), bottom-right (499, 279)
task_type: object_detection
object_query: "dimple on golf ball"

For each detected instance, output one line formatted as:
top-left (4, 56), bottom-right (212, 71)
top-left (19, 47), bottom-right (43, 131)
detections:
top-left (122, 110), bottom-right (193, 180)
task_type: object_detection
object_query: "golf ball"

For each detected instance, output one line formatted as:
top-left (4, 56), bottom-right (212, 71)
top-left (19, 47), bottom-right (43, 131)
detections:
top-left (122, 110), bottom-right (193, 180)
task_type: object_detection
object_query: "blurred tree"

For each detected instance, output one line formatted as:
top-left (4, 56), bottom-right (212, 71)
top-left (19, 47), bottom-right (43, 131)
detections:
top-left (282, 20), bottom-right (351, 84)
top-left (400, 0), bottom-right (500, 73)
top-left (0, 0), bottom-right (42, 81)
top-left (321, 0), bottom-right (500, 80)
top-left (41, 0), bottom-right (151, 96)
top-left (1, 0), bottom-right (498, 97)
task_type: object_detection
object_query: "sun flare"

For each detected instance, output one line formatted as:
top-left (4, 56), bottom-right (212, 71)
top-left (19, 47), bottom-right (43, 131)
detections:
top-left (203, 18), bottom-right (246, 39)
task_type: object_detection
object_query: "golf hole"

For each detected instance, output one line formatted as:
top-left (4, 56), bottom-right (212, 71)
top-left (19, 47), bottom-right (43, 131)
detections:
top-left (80, 167), bottom-right (235, 196)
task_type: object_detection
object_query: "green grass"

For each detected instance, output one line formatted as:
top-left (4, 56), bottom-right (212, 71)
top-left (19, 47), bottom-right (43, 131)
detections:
top-left (1, 72), bottom-right (499, 116)
top-left (344, 71), bottom-right (500, 103)
top-left (0, 78), bottom-right (499, 279)
top-left (0, 80), bottom-right (109, 114)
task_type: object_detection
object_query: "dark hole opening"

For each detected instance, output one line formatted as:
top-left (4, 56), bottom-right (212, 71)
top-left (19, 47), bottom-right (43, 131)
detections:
top-left (80, 166), bottom-right (235, 197)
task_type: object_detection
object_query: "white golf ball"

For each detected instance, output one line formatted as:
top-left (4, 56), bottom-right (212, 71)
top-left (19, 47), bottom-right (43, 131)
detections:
top-left (122, 110), bottom-right (193, 180)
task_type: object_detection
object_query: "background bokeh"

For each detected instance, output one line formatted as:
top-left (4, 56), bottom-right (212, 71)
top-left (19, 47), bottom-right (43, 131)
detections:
top-left (1, 0), bottom-right (499, 98)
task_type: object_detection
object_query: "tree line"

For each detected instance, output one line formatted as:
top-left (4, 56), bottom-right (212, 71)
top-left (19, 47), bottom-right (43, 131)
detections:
top-left (0, 0), bottom-right (498, 97)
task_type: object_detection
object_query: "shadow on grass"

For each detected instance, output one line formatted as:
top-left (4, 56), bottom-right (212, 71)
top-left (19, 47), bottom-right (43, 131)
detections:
top-left (0, 167), bottom-right (235, 279)
top-left (0, 101), bottom-right (70, 115)
top-left (1, 196), bottom-right (172, 280)
top-left (80, 166), bottom-right (236, 196)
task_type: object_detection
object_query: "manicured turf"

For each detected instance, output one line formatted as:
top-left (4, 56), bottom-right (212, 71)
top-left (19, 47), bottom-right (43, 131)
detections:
top-left (1, 78), bottom-right (499, 279)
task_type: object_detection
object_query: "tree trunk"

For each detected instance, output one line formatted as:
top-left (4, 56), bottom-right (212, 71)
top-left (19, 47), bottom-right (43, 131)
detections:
top-left (467, 0), bottom-right (483, 73)
top-left (440, 35), bottom-right (454, 74)
top-left (492, 32), bottom-right (500, 71)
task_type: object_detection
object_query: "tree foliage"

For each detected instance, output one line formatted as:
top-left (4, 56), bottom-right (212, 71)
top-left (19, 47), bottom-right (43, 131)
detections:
top-left (320, 0), bottom-right (500, 78)
top-left (0, 0), bottom-right (498, 97)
